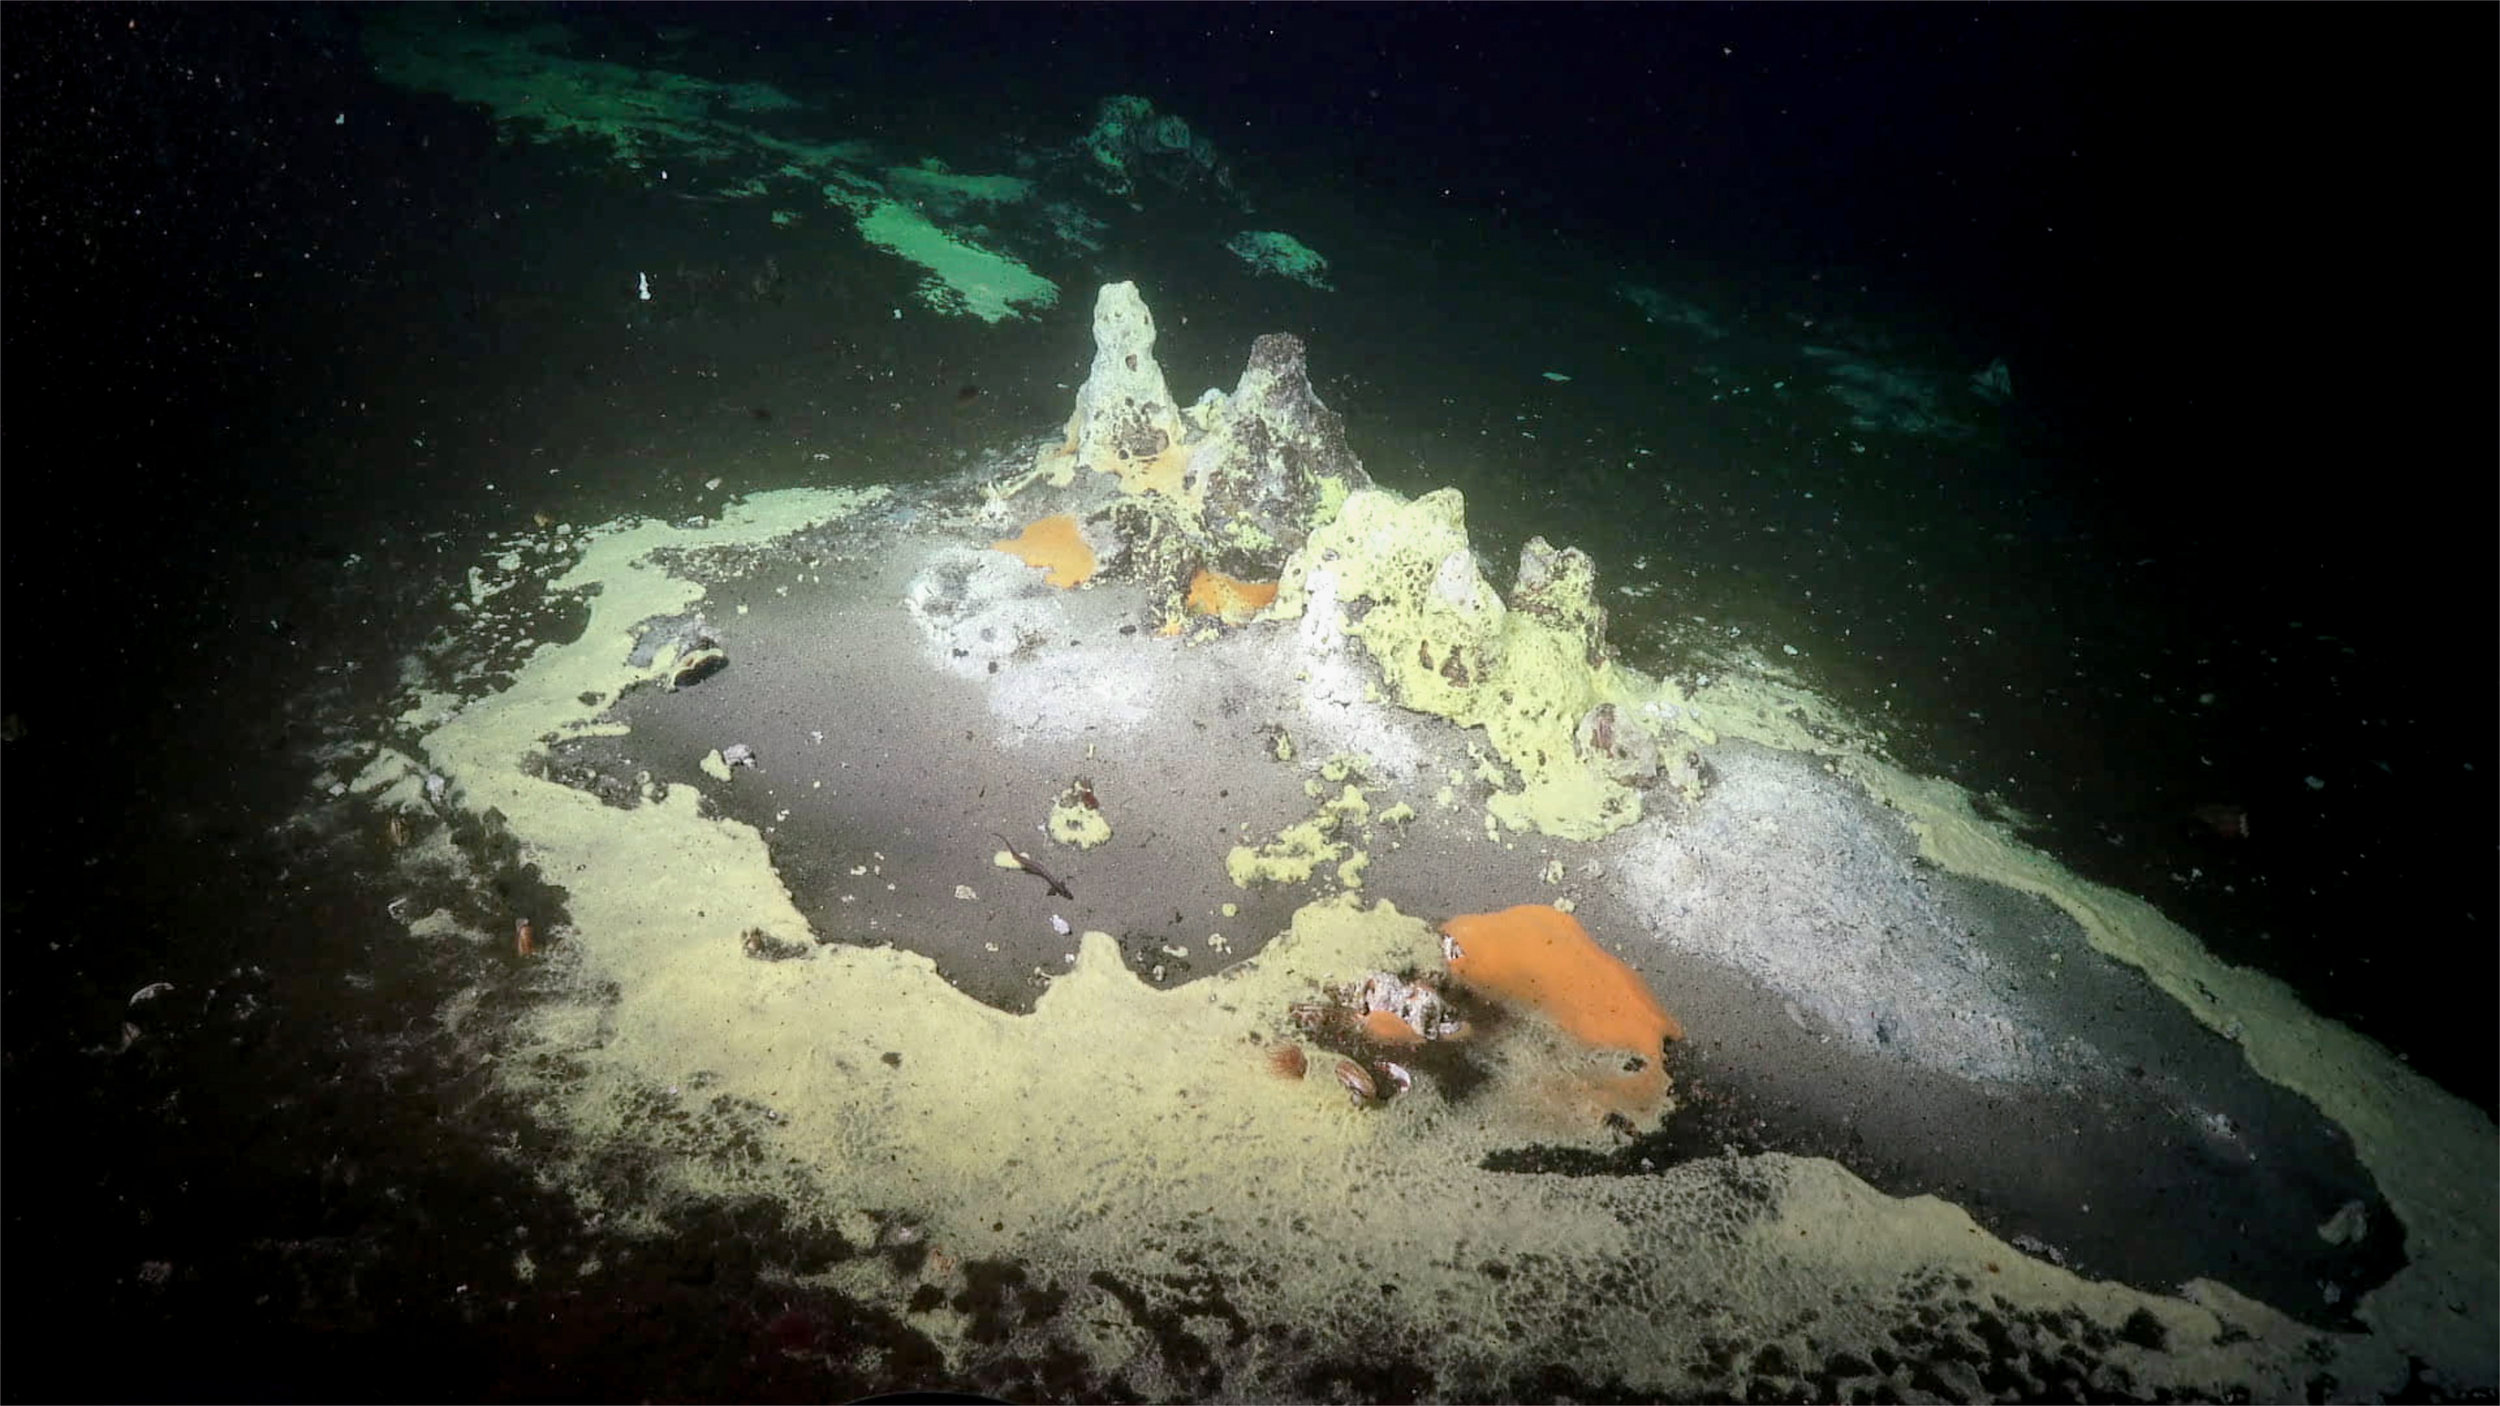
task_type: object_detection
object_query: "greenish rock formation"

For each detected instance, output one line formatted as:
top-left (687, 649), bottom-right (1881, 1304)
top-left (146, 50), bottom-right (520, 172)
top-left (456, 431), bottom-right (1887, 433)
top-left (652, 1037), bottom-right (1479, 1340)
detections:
top-left (365, 11), bottom-right (1059, 322)
top-left (1076, 95), bottom-right (1240, 204)
top-left (1225, 230), bottom-right (1334, 290)
top-left (827, 190), bottom-right (1060, 323)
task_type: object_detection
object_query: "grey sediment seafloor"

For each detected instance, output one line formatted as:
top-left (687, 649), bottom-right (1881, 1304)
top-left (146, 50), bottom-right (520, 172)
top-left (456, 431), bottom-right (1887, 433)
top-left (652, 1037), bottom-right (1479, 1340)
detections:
top-left (349, 285), bottom-right (2495, 1399)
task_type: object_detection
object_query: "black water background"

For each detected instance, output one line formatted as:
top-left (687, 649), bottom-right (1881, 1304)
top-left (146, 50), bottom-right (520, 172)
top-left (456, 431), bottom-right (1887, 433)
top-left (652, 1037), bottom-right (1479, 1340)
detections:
top-left (4, 5), bottom-right (2491, 1400)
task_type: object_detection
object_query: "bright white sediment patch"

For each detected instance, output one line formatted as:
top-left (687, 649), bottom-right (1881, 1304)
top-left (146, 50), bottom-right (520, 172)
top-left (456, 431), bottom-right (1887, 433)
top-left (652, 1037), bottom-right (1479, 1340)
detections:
top-left (1686, 668), bottom-right (2500, 1385)
top-left (1617, 743), bottom-right (2044, 1082)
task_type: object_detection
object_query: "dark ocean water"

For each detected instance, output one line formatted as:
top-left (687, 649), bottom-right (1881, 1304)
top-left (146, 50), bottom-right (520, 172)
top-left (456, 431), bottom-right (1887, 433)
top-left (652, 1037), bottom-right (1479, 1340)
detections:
top-left (5, 5), bottom-right (2490, 1400)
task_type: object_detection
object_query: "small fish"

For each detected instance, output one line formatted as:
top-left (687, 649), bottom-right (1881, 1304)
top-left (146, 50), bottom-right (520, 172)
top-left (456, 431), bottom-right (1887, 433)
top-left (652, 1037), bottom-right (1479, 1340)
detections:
top-left (992, 832), bottom-right (1074, 900)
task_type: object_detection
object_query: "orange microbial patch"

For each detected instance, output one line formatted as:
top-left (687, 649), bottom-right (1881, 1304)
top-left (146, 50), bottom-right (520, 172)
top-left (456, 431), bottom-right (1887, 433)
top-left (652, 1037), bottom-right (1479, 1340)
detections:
top-left (1440, 904), bottom-right (1684, 1053)
top-left (991, 513), bottom-right (1098, 588)
top-left (1359, 1009), bottom-right (1427, 1046)
top-left (1184, 568), bottom-right (1280, 625)
top-left (1107, 440), bottom-right (1191, 498)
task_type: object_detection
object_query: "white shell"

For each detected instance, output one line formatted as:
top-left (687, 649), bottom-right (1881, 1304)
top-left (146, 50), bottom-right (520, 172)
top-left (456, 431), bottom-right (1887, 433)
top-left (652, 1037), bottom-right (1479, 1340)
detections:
top-left (1356, 972), bottom-right (1450, 1040)
top-left (1049, 914), bottom-right (1072, 935)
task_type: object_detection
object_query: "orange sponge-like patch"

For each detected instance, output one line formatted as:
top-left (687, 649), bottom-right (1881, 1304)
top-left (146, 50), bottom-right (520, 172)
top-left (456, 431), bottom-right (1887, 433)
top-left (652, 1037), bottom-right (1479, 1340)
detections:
top-left (1440, 904), bottom-right (1684, 1053)
top-left (1184, 568), bottom-right (1279, 624)
top-left (992, 513), bottom-right (1097, 588)
top-left (1111, 441), bottom-right (1192, 498)
top-left (1359, 1009), bottom-right (1427, 1046)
